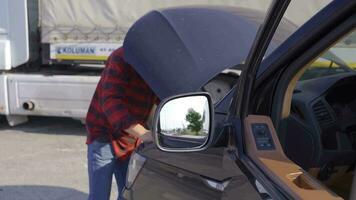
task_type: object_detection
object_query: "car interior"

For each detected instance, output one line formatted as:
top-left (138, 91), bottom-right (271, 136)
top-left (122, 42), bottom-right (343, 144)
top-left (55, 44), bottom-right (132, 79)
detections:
top-left (274, 30), bottom-right (356, 199)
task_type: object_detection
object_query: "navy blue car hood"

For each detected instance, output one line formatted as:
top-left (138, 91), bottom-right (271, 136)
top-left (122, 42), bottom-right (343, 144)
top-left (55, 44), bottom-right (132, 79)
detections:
top-left (123, 7), bottom-right (296, 100)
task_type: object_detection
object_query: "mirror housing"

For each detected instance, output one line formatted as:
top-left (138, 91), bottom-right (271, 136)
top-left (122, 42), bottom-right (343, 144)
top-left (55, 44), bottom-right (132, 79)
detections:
top-left (152, 92), bottom-right (214, 152)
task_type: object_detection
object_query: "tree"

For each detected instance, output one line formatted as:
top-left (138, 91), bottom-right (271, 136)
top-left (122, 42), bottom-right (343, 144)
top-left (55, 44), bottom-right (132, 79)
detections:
top-left (185, 108), bottom-right (203, 134)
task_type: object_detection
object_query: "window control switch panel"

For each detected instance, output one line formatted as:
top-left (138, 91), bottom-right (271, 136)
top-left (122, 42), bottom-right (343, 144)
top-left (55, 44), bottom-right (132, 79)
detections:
top-left (251, 123), bottom-right (275, 150)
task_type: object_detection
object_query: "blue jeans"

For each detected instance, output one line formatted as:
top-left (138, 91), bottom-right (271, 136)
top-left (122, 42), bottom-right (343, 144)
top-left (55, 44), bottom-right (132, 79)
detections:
top-left (87, 141), bottom-right (129, 200)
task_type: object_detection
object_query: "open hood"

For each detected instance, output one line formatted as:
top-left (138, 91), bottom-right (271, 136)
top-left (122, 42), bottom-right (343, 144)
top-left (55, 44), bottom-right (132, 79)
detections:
top-left (124, 7), bottom-right (296, 99)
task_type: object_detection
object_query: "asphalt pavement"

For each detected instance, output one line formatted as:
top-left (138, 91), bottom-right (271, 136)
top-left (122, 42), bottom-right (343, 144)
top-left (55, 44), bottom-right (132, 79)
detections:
top-left (0, 117), bottom-right (118, 200)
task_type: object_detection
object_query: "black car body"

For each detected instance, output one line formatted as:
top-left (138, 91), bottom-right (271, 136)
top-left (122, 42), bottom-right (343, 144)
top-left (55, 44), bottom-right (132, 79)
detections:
top-left (122, 0), bottom-right (356, 199)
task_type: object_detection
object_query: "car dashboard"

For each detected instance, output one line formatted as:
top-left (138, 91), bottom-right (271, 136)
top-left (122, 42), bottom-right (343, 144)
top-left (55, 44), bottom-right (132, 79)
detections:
top-left (286, 73), bottom-right (356, 171)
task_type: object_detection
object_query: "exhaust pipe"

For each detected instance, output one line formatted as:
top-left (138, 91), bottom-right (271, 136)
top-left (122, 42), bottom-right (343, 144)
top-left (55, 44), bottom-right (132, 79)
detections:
top-left (23, 101), bottom-right (35, 111)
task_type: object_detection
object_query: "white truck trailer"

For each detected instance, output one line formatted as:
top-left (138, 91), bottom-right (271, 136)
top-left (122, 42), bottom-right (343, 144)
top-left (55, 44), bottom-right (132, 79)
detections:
top-left (0, 0), bottom-right (329, 126)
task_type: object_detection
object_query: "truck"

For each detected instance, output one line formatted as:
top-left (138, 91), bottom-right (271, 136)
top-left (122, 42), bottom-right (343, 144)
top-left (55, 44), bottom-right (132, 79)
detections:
top-left (0, 0), bottom-right (329, 126)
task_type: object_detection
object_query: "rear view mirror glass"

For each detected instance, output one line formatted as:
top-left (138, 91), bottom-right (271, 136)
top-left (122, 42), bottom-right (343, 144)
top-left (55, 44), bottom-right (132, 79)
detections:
top-left (154, 93), bottom-right (213, 152)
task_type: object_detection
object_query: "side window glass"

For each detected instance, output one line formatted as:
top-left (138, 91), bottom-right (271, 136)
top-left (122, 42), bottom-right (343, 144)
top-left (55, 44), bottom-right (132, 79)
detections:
top-left (300, 57), bottom-right (345, 81)
top-left (300, 30), bottom-right (356, 81)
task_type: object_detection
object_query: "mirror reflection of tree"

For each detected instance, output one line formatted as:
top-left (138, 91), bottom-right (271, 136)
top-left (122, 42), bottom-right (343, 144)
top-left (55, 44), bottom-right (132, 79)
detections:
top-left (183, 108), bottom-right (204, 136)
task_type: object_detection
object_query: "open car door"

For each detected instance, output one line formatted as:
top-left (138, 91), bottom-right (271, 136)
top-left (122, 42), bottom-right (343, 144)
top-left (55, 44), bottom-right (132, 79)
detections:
top-left (233, 0), bottom-right (344, 199)
top-left (147, 0), bottom-right (349, 199)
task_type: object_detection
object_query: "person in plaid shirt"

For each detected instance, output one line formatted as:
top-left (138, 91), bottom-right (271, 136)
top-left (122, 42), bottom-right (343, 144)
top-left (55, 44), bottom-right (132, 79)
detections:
top-left (86, 47), bottom-right (157, 200)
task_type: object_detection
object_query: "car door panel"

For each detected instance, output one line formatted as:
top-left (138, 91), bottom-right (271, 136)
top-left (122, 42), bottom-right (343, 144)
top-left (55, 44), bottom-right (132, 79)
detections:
top-left (129, 159), bottom-right (219, 200)
top-left (130, 146), bottom-right (262, 200)
top-left (244, 115), bottom-right (341, 200)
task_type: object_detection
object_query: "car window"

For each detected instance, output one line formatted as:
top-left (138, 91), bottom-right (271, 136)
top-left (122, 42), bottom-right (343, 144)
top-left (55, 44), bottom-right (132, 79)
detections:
top-left (299, 30), bottom-right (356, 81)
top-left (204, 1), bottom-right (333, 104)
top-left (265, 0), bottom-right (332, 57)
top-left (200, 1), bottom-right (333, 104)
top-left (258, 1), bottom-right (332, 77)
top-left (299, 58), bottom-right (347, 81)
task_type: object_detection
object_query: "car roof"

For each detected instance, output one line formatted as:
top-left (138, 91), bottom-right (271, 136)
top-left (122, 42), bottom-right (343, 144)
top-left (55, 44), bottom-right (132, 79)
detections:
top-left (124, 6), bottom-right (296, 100)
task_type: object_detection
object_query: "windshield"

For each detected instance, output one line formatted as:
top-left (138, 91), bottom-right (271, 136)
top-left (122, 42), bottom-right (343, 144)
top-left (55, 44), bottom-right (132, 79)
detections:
top-left (300, 30), bottom-right (356, 81)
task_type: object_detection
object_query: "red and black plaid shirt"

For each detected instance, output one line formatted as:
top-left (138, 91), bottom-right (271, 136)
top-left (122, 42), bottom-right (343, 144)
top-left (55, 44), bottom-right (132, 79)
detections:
top-left (86, 47), bottom-right (157, 144)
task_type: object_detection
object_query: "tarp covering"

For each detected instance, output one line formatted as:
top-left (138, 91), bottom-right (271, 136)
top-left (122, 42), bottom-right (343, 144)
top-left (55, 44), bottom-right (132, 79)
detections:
top-left (40, 0), bottom-right (331, 44)
top-left (40, 0), bottom-right (266, 43)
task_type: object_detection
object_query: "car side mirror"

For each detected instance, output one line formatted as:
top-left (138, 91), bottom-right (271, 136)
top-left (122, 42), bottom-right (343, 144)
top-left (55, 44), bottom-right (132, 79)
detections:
top-left (153, 92), bottom-right (214, 152)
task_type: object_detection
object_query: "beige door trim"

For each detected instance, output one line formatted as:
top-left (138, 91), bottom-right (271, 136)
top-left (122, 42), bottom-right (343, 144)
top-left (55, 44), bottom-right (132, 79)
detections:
top-left (244, 115), bottom-right (342, 200)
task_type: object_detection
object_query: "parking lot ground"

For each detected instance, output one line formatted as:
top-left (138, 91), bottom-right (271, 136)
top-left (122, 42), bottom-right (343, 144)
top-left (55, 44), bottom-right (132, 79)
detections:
top-left (0, 117), bottom-right (118, 200)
